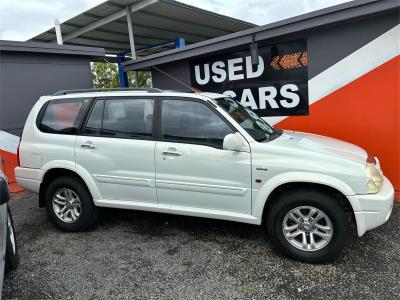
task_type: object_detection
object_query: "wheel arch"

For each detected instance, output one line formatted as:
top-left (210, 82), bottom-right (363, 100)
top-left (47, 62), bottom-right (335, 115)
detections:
top-left (39, 167), bottom-right (99, 207)
top-left (258, 182), bottom-right (356, 227)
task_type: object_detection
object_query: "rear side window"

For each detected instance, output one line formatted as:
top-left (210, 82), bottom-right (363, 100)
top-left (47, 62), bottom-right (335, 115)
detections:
top-left (84, 100), bottom-right (104, 135)
top-left (39, 98), bottom-right (90, 134)
top-left (83, 98), bottom-right (154, 139)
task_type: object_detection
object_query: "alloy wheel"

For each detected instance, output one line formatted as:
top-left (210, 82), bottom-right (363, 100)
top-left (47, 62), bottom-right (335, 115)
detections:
top-left (52, 188), bottom-right (81, 223)
top-left (282, 206), bottom-right (333, 251)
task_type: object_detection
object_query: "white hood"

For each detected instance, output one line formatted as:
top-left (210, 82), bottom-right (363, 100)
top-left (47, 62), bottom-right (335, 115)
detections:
top-left (269, 131), bottom-right (368, 166)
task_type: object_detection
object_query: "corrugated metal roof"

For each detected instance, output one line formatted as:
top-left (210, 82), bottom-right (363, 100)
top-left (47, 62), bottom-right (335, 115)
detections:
top-left (29, 0), bottom-right (255, 56)
top-left (0, 40), bottom-right (105, 57)
top-left (122, 0), bottom-right (400, 70)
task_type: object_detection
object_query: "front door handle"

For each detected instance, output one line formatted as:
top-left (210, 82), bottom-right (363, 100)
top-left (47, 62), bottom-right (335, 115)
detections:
top-left (80, 143), bottom-right (96, 149)
top-left (161, 149), bottom-right (183, 157)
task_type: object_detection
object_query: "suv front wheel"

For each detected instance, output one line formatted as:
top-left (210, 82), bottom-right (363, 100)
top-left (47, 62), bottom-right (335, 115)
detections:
top-left (266, 189), bottom-right (349, 263)
top-left (45, 176), bottom-right (98, 231)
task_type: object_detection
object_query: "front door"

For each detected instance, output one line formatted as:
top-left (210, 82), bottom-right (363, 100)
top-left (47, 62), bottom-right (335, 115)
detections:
top-left (155, 98), bottom-right (252, 214)
top-left (75, 97), bottom-right (157, 203)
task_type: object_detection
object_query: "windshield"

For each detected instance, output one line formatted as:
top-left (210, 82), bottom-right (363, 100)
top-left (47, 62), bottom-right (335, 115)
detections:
top-left (215, 97), bottom-right (277, 142)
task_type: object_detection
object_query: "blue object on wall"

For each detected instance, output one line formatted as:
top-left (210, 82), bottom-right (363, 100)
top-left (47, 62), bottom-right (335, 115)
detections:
top-left (175, 37), bottom-right (186, 48)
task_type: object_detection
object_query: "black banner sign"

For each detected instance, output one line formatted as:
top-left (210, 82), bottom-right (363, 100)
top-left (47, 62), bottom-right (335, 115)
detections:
top-left (189, 39), bottom-right (308, 117)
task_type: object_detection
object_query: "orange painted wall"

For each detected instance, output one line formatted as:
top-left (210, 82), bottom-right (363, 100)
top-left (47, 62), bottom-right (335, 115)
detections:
top-left (277, 56), bottom-right (400, 199)
top-left (0, 150), bottom-right (23, 192)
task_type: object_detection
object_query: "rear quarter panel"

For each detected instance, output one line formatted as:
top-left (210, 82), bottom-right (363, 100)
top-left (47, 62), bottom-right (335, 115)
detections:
top-left (19, 97), bottom-right (77, 170)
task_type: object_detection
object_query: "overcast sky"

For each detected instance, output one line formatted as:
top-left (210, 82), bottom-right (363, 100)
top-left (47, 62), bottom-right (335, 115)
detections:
top-left (0, 0), bottom-right (352, 41)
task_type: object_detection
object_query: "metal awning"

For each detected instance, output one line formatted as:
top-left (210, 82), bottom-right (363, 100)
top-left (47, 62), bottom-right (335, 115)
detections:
top-left (122, 0), bottom-right (400, 69)
top-left (29, 0), bottom-right (255, 57)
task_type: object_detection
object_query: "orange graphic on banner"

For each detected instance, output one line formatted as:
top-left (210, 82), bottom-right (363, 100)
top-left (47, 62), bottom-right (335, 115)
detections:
top-left (280, 52), bottom-right (302, 69)
top-left (300, 52), bottom-right (308, 67)
top-left (270, 56), bottom-right (280, 70)
top-left (270, 51), bottom-right (308, 70)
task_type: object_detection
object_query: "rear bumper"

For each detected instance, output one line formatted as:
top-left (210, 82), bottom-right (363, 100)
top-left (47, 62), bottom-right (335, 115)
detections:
top-left (15, 167), bottom-right (43, 193)
top-left (348, 176), bottom-right (394, 237)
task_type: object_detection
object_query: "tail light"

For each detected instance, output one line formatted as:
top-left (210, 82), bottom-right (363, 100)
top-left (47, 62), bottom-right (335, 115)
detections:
top-left (0, 156), bottom-right (4, 173)
top-left (17, 142), bottom-right (21, 167)
top-left (367, 154), bottom-right (376, 165)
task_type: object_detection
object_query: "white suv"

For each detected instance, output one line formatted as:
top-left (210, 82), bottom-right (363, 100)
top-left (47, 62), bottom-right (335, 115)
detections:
top-left (15, 88), bottom-right (394, 263)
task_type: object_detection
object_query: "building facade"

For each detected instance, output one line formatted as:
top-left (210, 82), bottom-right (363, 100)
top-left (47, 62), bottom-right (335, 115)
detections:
top-left (0, 41), bottom-right (104, 191)
top-left (124, 1), bottom-right (400, 199)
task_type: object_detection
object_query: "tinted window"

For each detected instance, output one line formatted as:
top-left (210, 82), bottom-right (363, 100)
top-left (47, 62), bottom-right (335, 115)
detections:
top-left (216, 97), bottom-right (274, 142)
top-left (102, 99), bottom-right (154, 138)
top-left (162, 100), bottom-right (233, 148)
top-left (40, 98), bottom-right (90, 134)
top-left (84, 100), bottom-right (104, 135)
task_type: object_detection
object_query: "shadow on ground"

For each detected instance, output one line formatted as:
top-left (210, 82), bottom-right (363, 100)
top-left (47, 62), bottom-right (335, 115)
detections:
top-left (3, 192), bottom-right (400, 299)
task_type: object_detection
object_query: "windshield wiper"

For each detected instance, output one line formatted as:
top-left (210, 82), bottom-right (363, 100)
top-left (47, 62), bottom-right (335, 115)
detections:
top-left (268, 128), bottom-right (283, 141)
top-left (256, 136), bottom-right (268, 142)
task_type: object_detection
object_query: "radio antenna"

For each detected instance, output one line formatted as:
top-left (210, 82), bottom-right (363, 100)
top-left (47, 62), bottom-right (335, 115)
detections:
top-left (151, 65), bottom-right (201, 93)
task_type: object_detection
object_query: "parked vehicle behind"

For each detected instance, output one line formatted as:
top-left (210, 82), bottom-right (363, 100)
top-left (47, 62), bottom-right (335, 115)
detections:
top-left (15, 88), bottom-right (394, 263)
top-left (0, 169), bottom-right (19, 294)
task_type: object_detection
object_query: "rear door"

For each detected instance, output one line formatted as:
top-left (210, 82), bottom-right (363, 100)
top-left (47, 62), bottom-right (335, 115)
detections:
top-left (75, 97), bottom-right (157, 203)
top-left (31, 98), bottom-right (91, 169)
top-left (155, 98), bottom-right (252, 214)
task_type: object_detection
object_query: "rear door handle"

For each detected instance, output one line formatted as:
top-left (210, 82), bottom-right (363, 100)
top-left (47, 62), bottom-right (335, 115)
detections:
top-left (161, 149), bottom-right (183, 156)
top-left (80, 143), bottom-right (96, 149)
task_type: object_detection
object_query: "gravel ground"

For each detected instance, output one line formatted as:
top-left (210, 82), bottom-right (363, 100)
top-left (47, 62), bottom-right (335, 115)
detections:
top-left (2, 192), bottom-right (400, 300)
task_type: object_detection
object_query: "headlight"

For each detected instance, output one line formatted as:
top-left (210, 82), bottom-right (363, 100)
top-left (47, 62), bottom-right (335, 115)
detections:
top-left (366, 162), bottom-right (383, 193)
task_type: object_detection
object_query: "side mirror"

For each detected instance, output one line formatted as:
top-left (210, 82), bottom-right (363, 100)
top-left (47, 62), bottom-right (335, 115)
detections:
top-left (223, 132), bottom-right (250, 152)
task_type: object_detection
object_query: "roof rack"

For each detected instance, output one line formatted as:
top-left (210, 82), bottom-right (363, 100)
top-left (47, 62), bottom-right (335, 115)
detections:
top-left (53, 88), bottom-right (163, 96)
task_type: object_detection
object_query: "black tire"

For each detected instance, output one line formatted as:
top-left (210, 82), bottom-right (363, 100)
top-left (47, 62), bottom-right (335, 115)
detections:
top-left (266, 189), bottom-right (349, 263)
top-left (45, 176), bottom-right (98, 231)
top-left (5, 205), bottom-right (19, 273)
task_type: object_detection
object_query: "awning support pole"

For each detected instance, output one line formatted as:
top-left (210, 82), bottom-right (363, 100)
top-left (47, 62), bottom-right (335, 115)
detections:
top-left (126, 6), bottom-right (139, 87)
top-left (126, 6), bottom-right (136, 59)
top-left (54, 19), bottom-right (63, 45)
top-left (117, 54), bottom-right (129, 87)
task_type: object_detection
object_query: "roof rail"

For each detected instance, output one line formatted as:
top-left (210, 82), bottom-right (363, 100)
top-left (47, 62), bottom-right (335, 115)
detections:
top-left (162, 89), bottom-right (193, 93)
top-left (53, 88), bottom-right (163, 96)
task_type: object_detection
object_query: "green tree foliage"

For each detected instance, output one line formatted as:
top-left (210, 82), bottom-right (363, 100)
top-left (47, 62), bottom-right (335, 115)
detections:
top-left (128, 71), bottom-right (152, 87)
top-left (91, 62), bottom-right (119, 88)
top-left (91, 62), bottom-right (152, 88)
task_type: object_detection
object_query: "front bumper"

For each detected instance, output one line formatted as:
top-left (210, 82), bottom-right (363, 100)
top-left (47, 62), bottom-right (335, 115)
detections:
top-left (348, 176), bottom-right (394, 237)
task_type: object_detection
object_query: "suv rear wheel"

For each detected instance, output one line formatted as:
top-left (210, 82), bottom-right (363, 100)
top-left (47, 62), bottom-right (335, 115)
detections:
top-left (266, 189), bottom-right (349, 263)
top-left (45, 176), bottom-right (98, 231)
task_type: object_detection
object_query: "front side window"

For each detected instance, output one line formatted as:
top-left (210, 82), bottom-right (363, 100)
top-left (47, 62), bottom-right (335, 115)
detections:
top-left (100, 99), bottom-right (154, 138)
top-left (161, 99), bottom-right (233, 148)
top-left (215, 97), bottom-right (276, 142)
top-left (39, 98), bottom-right (90, 134)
